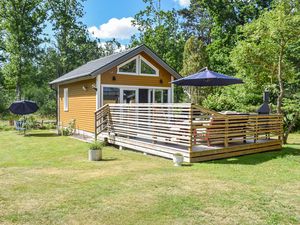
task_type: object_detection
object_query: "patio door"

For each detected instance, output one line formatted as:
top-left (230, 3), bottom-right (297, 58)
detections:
top-left (120, 88), bottom-right (138, 103)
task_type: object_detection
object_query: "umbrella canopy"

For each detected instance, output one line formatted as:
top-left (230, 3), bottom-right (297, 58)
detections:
top-left (172, 68), bottom-right (243, 86)
top-left (9, 100), bottom-right (39, 115)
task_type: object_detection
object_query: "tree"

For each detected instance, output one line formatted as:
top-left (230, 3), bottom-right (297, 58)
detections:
top-left (180, 0), bottom-right (273, 74)
top-left (47, 0), bottom-right (104, 77)
top-left (231, 0), bottom-right (300, 143)
top-left (180, 36), bottom-right (209, 104)
top-left (131, 0), bottom-right (185, 72)
top-left (0, 0), bottom-right (46, 100)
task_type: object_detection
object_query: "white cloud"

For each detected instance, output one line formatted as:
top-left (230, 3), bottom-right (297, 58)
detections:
top-left (88, 17), bottom-right (139, 40)
top-left (175, 0), bottom-right (190, 7)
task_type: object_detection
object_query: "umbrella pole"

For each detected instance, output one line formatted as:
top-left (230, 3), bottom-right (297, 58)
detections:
top-left (183, 86), bottom-right (192, 103)
top-left (23, 115), bottom-right (26, 136)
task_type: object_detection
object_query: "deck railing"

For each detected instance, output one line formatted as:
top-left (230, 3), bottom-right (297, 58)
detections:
top-left (191, 105), bottom-right (283, 148)
top-left (94, 104), bottom-right (110, 140)
top-left (95, 103), bottom-right (283, 151)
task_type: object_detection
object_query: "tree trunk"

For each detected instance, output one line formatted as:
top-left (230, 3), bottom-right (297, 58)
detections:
top-left (283, 113), bottom-right (299, 144)
top-left (16, 83), bottom-right (21, 100)
top-left (276, 46), bottom-right (284, 114)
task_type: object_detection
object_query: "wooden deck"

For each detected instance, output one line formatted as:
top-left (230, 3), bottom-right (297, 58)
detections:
top-left (95, 103), bottom-right (283, 162)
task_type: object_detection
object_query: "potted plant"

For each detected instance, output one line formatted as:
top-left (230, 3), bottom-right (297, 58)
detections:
top-left (172, 153), bottom-right (184, 166)
top-left (88, 141), bottom-right (103, 161)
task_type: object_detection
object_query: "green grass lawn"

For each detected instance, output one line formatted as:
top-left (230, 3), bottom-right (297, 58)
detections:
top-left (0, 130), bottom-right (299, 225)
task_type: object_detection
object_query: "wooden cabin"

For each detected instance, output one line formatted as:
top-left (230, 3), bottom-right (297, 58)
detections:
top-left (50, 45), bottom-right (283, 162)
top-left (50, 45), bottom-right (181, 136)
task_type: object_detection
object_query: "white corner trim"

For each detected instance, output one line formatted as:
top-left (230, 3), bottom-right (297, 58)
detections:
top-left (96, 74), bottom-right (101, 110)
top-left (171, 76), bottom-right (174, 103)
top-left (57, 85), bottom-right (60, 128)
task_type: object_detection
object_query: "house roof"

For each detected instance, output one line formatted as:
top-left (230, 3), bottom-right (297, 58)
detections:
top-left (49, 44), bottom-right (181, 85)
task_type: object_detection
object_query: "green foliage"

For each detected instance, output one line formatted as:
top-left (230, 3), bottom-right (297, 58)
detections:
top-left (180, 36), bottom-right (210, 103)
top-left (0, 0), bottom-right (46, 100)
top-left (89, 141), bottom-right (104, 150)
top-left (181, 36), bottom-right (208, 76)
top-left (180, 0), bottom-right (273, 74)
top-left (230, 0), bottom-right (300, 140)
top-left (61, 119), bottom-right (76, 136)
top-left (131, 0), bottom-right (185, 72)
top-left (0, 123), bottom-right (14, 131)
top-left (47, 0), bottom-right (104, 76)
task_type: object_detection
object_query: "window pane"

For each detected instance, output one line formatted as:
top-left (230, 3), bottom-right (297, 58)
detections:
top-left (139, 89), bottom-right (149, 103)
top-left (163, 90), bottom-right (168, 103)
top-left (119, 59), bottom-right (136, 73)
top-left (150, 89), bottom-right (153, 103)
top-left (141, 60), bottom-right (156, 75)
top-left (64, 88), bottom-right (68, 111)
top-left (103, 87), bottom-right (120, 105)
top-left (154, 90), bottom-right (162, 103)
top-left (123, 90), bottom-right (136, 103)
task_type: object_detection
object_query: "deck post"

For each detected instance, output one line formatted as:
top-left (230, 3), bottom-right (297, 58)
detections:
top-left (94, 111), bottom-right (97, 141)
top-left (224, 117), bottom-right (229, 147)
top-left (255, 117), bottom-right (258, 143)
top-left (189, 104), bottom-right (193, 153)
top-left (278, 115), bottom-right (283, 143)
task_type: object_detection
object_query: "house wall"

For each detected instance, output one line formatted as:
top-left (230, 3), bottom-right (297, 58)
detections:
top-left (59, 78), bottom-right (96, 133)
top-left (58, 51), bottom-right (175, 134)
top-left (101, 51), bottom-right (172, 87)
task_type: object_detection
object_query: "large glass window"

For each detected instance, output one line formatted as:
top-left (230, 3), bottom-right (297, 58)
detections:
top-left (118, 59), bottom-right (136, 73)
top-left (103, 87), bottom-right (120, 105)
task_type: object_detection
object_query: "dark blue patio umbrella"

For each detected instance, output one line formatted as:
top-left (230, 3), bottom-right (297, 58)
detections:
top-left (9, 100), bottom-right (39, 115)
top-left (172, 68), bottom-right (243, 86)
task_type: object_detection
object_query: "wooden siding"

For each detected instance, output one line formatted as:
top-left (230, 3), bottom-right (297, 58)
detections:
top-left (59, 78), bottom-right (96, 133)
top-left (101, 51), bottom-right (172, 87)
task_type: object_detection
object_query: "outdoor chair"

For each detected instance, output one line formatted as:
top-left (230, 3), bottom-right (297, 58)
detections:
top-left (15, 120), bottom-right (26, 134)
top-left (193, 116), bottom-right (248, 147)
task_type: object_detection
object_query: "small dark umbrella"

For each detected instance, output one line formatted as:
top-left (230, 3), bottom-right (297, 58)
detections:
top-left (172, 68), bottom-right (243, 86)
top-left (9, 100), bottom-right (39, 115)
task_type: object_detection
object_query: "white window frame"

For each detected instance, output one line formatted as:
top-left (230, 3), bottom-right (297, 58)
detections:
top-left (117, 56), bottom-right (139, 75)
top-left (64, 88), bottom-right (69, 112)
top-left (101, 84), bottom-right (171, 107)
top-left (120, 88), bottom-right (139, 103)
top-left (139, 56), bottom-right (159, 76)
top-left (117, 55), bottom-right (159, 77)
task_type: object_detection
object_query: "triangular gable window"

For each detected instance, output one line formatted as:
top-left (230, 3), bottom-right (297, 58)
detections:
top-left (118, 58), bottom-right (137, 74)
top-left (117, 55), bottom-right (159, 76)
top-left (140, 58), bottom-right (157, 75)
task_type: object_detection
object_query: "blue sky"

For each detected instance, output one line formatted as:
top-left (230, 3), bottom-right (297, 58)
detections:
top-left (81, 0), bottom-right (190, 45)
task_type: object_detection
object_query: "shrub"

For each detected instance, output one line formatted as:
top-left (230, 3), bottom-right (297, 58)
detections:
top-left (0, 124), bottom-right (14, 131)
top-left (23, 116), bottom-right (38, 129)
top-left (89, 141), bottom-right (104, 150)
top-left (61, 119), bottom-right (76, 136)
top-left (62, 128), bottom-right (71, 136)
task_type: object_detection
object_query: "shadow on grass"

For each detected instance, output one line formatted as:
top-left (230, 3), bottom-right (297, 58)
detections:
top-left (101, 157), bottom-right (118, 161)
top-left (182, 163), bottom-right (193, 167)
top-left (207, 146), bottom-right (300, 165)
top-left (25, 133), bottom-right (59, 138)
